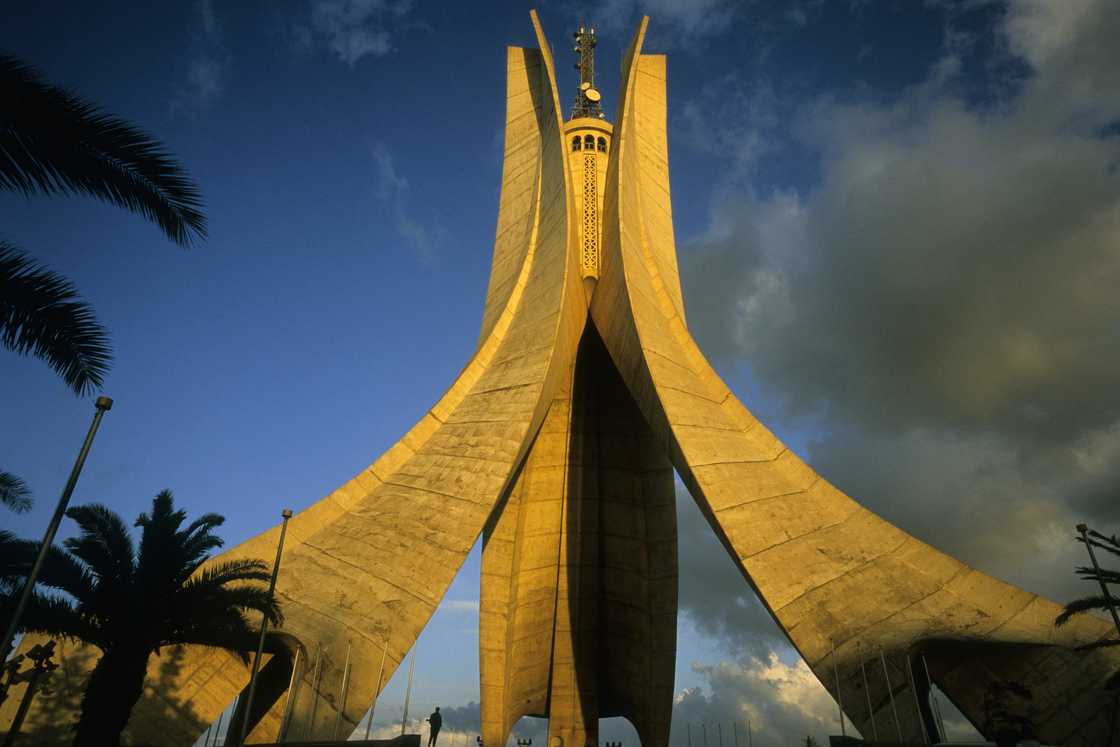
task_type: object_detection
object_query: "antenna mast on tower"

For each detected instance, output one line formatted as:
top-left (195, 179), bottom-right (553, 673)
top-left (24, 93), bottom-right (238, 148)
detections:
top-left (571, 25), bottom-right (604, 119)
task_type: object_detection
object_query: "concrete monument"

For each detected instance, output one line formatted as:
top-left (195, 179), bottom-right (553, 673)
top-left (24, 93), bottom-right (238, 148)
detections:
top-left (5, 12), bottom-right (1118, 747)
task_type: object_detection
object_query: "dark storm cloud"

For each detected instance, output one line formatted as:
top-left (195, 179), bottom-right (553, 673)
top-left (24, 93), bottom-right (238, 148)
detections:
top-left (676, 486), bottom-right (789, 657)
top-left (437, 701), bottom-right (481, 733)
top-left (679, 0), bottom-right (1120, 621)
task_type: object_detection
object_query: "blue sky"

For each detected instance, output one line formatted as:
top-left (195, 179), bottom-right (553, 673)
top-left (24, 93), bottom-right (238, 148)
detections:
top-left (4, 0), bottom-right (1120, 744)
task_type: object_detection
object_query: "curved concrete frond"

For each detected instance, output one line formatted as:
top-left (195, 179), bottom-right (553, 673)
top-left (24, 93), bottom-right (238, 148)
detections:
top-left (1, 12), bottom-right (583, 743)
top-left (591, 15), bottom-right (1120, 747)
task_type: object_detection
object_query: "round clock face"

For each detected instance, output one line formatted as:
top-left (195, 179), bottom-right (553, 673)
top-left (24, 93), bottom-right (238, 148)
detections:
top-left (584, 88), bottom-right (601, 102)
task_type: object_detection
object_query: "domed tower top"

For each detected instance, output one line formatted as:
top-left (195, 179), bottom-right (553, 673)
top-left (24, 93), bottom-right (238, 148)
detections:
top-left (570, 25), bottom-right (605, 120)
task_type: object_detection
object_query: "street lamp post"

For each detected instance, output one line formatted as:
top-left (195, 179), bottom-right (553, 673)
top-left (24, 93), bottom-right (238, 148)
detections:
top-left (235, 507), bottom-right (293, 746)
top-left (0, 396), bottom-right (113, 673)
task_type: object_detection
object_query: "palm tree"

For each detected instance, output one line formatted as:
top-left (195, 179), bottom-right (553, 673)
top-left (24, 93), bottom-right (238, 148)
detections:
top-left (0, 241), bottom-right (110, 396)
top-left (1, 54), bottom-right (206, 396)
top-left (0, 471), bottom-right (32, 513)
top-left (0, 530), bottom-right (32, 597)
top-left (1056, 527), bottom-right (1120, 643)
top-left (11, 491), bottom-right (280, 747)
top-left (0, 528), bottom-right (80, 667)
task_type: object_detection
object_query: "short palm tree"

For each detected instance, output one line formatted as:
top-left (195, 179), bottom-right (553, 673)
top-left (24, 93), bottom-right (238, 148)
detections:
top-left (1056, 527), bottom-right (1120, 644)
top-left (0, 529), bottom-right (76, 658)
top-left (1, 54), bottom-right (206, 396)
top-left (13, 491), bottom-right (280, 747)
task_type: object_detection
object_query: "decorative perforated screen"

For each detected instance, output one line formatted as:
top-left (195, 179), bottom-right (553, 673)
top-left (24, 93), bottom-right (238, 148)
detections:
top-left (581, 152), bottom-right (599, 277)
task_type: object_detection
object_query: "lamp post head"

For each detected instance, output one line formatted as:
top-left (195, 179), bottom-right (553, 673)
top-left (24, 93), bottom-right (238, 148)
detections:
top-left (95, 396), bottom-right (113, 411)
top-left (282, 508), bottom-right (293, 519)
top-left (1076, 523), bottom-right (1089, 533)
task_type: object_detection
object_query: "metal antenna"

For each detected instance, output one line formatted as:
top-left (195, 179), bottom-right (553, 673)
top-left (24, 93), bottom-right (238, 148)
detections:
top-left (570, 24), bottom-right (603, 119)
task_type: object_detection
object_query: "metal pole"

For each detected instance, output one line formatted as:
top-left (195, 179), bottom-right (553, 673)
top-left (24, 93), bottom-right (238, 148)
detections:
top-left (334, 642), bottom-right (353, 740)
top-left (1077, 524), bottom-right (1120, 634)
top-left (880, 648), bottom-right (903, 742)
top-left (859, 644), bottom-right (878, 741)
top-left (277, 646), bottom-right (303, 743)
top-left (922, 655), bottom-right (945, 740)
top-left (831, 638), bottom-right (846, 736)
top-left (905, 655), bottom-right (928, 744)
top-left (366, 638), bottom-right (390, 740)
top-left (687, 722), bottom-right (691, 747)
top-left (203, 722), bottom-right (213, 747)
top-left (702, 723), bottom-right (708, 747)
top-left (401, 650), bottom-right (416, 736)
top-left (746, 720), bottom-right (752, 747)
top-left (304, 643), bottom-right (323, 740)
top-left (214, 709), bottom-right (224, 747)
top-left (236, 508), bottom-right (293, 746)
top-left (932, 695), bottom-right (947, 745)
top-left (732, 721), bottom-right (738, 747)
top-left (0, 396), bottom-right (112, 665)
top-left (717, 722), bottom-right (722, 747)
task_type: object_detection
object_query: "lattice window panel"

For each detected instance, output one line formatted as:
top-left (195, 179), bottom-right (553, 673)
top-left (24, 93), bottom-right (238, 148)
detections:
top-left (582, 152), bottom-right (599, 276)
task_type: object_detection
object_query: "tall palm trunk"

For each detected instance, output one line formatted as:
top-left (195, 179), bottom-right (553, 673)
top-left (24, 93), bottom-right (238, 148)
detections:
top-left (73, 644), bottom-right (151, 747)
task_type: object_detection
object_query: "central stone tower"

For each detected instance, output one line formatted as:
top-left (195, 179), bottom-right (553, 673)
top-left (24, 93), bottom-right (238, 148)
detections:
top-left (479, 24), bottom-right (676, 747)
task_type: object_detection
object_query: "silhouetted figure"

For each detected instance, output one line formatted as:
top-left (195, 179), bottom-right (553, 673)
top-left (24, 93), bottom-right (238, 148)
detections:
top-left (427, 707), bottom-right (442, 747)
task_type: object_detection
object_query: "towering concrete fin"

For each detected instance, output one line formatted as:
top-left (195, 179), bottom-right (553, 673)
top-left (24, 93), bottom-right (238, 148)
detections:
top-left (480, 364), bottom-right (573, 747)
top-left (558, 325), bottom-right (677, 747)
top-left (1, 11), bottom-right (585, 744)
top-left (480, 321), bottom-right (678, 747)
top-left (591, 15), bottom-right (1120, 747)
top-left (480, 14), bottom-right (676, 747)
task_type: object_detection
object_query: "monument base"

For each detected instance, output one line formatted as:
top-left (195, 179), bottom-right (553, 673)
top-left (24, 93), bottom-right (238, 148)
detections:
top-left (248, 734), bottom-right (421, 747)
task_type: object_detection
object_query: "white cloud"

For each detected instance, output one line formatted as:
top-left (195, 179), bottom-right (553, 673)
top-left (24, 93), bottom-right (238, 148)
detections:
top-left (371, 143), bottom-right (445, 262)
top-left (783, 0), bottom-right (825, 29)
top-left (440, 599), bottom-right (480, 613)
top-left (678, 73), bottom-right (781, 179)
top-left (671, 652), bottom-right (848, 745)
top-left (553, 0), bottom-right (739, 45)
top-left (294, 0), bottom-right (414, 66)
top-left (170, 0), bottom-right (231, 116)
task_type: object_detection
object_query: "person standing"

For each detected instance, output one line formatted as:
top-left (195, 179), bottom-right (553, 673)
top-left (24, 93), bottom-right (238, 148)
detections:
top-left (427, 707), bottom-right (442, 747)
